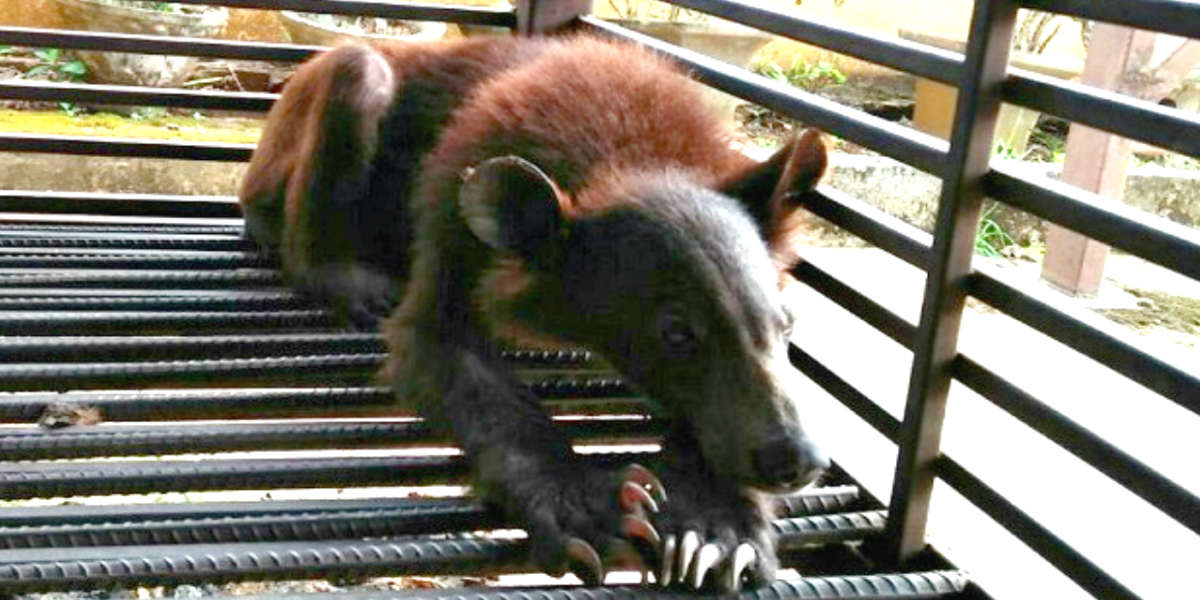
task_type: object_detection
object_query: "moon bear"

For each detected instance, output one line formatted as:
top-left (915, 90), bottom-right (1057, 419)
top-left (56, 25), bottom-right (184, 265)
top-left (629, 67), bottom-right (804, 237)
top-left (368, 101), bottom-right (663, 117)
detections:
top-left (240, 34), bottom-right (829, 592)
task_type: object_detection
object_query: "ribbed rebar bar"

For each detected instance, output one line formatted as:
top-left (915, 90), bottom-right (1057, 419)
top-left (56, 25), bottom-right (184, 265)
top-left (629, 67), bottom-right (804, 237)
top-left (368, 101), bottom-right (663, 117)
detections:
top-left (0, 419), bottom-right (660, 461)
top-left (0, 292), bottom-right (309, 312)
top-left (0, 540), bottom-right (963, 596)
top-left (0, 453), bottom-right (652, 500)
top-left (0, 235), bottom-right (246, 251)
top-left (774, 511), bottom-right (888, 549)
top-left (0, 333), bottom-right (384, 362)
top-left (0, 353), bottom-right (385, 391)
top-left (0, 223), bottom-right (243, 235)
top-left (0, 487), bottom-right (869, 549)
top-left (0, 269), bottom-right (281, 289)
top-left (0, 310), bottom-right (332, 335)
top-left (0, 387), bottom-right (645, 424)
top-left (0, 335), bottom-right (598, 365)
top-left (0, 252), bottom-right (269, 269)
top-left (775, 486), bottom-right (862, 518)
top-left (243, 571), bottom-right (969, 600)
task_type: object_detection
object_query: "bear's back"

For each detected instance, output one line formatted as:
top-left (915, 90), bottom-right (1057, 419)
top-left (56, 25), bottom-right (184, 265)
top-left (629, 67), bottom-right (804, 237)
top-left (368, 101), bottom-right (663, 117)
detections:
top-left (417, 36), bottom-right (746, 210)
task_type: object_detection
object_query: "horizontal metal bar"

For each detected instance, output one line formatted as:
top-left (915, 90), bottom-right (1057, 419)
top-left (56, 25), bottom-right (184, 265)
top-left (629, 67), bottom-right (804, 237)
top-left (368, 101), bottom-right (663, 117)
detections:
top-left (254, 572), bottom-right (969, 600)
top-left (0, 310), bottom-right (332, 335)
top-left (984, 167), bottom-right (1200, 283)
top-left (0, 252), bottom-right (268, 270)
top-left (0, 269), bottom-right (281, 289)
top-left (803, 188), bottom-right (933, 270)
top-left (0, 453), bottom-right (650, 500)
top-left (0, 387), bottom-right (398, 423)
top-left (952, 355), bottom-right (1200, 537)
top-left (0, 332), bottom-right (381, 362)
top-left (774, 510), bottom-right (887, 549)
top-left (0, 26), bottom-right (321, 62)
top-left (0, 234), bottom-right (247, 251)
top-left (0, 353), bottom-right (385, 392)
top-left (790, 260), bottom-right (917, 349)
top-left (0, 496), bottom-right (458, 527)
top-left (0, 191), bottom-right (242, 219)
top-left (0, 80), bottom-right (275, 112)
top-left (0, 292), bottom-right (307, 312)
top-left (580, 17), bottom-right (950, 177)
top-left (0, 383), bottom-right (643, 425)
top-left (935, 455), bottom-right (1138, 600)
top-left (0, 419), bottom-right (660, 461)
top-left (1004, 70), bottom-right (1200, 159)
top-left (0, 132), bottom-right (253, 162)
top-left (0, 543), bottom-right (961, 597)
top-left (0, 224), bottom-right (242, 235)
top-left (664, 0), bottom-right (964, 84)
top-left (138, 0), bottom-right (516, 26)
top-left (966, 270), bottom-right (1200, 413)
top-left (775, 485), bottom-right (864, 518)
top-left (0, 488), bottom-right (862, 549)
top-left (1017, 0), bottom-right (1200, 40)
top-left (787, 344), bottom-right (901, 442)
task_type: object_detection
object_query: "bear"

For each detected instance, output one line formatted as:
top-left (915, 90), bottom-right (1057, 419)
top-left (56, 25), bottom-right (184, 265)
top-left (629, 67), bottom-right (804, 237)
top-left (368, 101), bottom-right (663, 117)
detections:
top-left (239, 34), bottom-right (830, 592)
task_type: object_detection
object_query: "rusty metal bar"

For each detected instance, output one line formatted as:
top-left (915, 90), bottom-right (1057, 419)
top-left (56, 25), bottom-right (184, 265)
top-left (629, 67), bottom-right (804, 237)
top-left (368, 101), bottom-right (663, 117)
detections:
top-left (883, 0), bottom-right (1018, 564)
top-left (579, 17), bottom-right (949, 177)
top-left (0, 192), bottom-right (241, 219)
top-left (663, 0), bottom-right (964, 84)
top-left (1017, 0), bottom-right (1200, 40)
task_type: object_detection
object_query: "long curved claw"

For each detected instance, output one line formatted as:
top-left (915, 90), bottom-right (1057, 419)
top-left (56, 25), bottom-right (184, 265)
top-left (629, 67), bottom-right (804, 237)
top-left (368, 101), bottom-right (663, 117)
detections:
top-left (621, 463), bottom-right (667, 504)
top-left (690, 543), bottom-right (722, 589)
top-left (728, 542), bottom-right (757, 592)
top-left (676, 530), bottom-right (700, 586)
top-left (565, 537), bottom-right (605, 586)
top-left (659, 534), bottom-right (677, 586)
top-left (619, 481), bottom-right (659, 515)
top-left (620, 514), bottom-right (662, 551)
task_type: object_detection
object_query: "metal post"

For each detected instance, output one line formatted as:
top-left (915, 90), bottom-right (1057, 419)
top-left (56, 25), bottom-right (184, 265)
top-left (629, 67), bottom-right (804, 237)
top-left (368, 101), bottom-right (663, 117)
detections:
top-left (515, 0), bottom-right (592, 35)
top-left (883, 0), bottom-right (1018, 564)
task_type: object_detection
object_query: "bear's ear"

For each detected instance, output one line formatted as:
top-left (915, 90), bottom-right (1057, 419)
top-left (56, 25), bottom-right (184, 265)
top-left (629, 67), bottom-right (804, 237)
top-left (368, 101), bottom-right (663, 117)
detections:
top-left (459, 156), bottom-right (570, 268)
top-left (720, 128), bottom-right (828, 247)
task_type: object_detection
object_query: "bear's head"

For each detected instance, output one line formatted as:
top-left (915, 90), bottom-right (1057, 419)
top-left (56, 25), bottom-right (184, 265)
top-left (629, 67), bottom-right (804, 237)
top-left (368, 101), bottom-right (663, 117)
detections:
top-left (461, 129), bottom-right (830, 493)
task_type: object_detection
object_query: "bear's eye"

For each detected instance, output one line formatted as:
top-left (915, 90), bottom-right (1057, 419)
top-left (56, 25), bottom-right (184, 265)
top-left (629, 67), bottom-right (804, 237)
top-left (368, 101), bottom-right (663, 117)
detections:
top-left (657, 307), bottom-right (697, 357)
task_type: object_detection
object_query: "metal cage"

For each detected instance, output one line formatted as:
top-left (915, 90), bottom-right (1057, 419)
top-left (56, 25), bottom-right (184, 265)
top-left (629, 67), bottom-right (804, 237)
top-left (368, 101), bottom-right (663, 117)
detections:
top-left (0, 0), bottom-right (1196, 598)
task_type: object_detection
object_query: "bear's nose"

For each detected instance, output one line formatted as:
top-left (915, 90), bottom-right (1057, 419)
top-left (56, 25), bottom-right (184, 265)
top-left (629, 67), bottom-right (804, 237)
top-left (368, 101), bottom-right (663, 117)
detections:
top-left (753, 436), bottom-right (829, 489)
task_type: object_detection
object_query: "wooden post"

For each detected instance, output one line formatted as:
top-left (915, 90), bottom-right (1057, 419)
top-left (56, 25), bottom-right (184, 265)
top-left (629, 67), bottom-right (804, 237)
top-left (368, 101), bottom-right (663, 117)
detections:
top-left (1040, 26), bottom-right (1200, 294)
top-left (1041, 24), bottom-right (1153, 294)
top-left (515, 0), bottom-right (591, 35)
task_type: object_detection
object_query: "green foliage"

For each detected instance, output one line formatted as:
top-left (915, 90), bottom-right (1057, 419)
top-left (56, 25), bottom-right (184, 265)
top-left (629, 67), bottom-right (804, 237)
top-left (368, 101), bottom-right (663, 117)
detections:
top-left (23, 48), bottom-right (87, 83)
top-left (754, 57), bottom-right (846, 92)
top-left (974, 203), bottom-right (1016, 257)
top-left (18, 48), bottom-right (88, 115)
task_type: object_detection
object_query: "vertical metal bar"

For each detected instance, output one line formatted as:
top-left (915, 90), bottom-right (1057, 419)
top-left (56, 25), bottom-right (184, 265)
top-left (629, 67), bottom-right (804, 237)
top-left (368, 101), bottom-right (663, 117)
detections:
top-left (515, 0), bottom-right (591, 35)
top-left (883, 0), bottom-right (1019, 564)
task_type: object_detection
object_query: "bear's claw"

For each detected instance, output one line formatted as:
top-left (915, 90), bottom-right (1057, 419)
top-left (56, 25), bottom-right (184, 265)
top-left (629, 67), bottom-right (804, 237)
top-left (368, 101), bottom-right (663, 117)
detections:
top-left (620, 463), bottom-right (667, 504)
top-left (565, 536), bottom-right (605, 586)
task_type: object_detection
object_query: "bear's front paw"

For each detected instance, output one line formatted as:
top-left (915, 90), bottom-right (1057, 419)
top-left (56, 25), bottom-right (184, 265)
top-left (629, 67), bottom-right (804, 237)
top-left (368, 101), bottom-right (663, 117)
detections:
top-left (519, 463), bottom-right (666, 586)
top-left (299, 264), bottom-right (400, 330)
top-left (637, 473), bottom-right (776, 593)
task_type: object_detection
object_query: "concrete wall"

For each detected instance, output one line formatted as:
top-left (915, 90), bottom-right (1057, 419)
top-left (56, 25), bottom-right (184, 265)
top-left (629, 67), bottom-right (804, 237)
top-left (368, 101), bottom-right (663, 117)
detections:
top-left (0, 0), bottom-right (289, 42)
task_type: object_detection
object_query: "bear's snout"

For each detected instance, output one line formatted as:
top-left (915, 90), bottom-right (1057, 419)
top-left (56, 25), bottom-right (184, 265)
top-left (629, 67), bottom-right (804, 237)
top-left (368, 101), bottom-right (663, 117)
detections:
top-left (752, 435), bottom-right (829, 491)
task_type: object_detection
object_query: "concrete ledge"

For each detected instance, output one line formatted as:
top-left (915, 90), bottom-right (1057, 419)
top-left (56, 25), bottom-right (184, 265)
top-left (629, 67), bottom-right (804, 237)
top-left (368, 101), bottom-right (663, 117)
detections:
top-left (1, 152), bottom-right (1195, 247)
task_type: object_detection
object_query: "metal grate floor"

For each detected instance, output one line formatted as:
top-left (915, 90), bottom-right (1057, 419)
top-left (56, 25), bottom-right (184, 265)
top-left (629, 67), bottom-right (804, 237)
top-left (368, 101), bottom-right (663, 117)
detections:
top-left (0, 216), bottom-right (971, 598)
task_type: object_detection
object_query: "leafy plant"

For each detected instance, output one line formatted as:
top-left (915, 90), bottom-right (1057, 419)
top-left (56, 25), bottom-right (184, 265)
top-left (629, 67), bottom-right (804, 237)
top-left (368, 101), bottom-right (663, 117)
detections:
top-left (974, 203), bottom-right (1016, 257)
top-left (23, 48), bottom-right (87, 82)
top-left (19, 48), bottom-right (88, 114)
top-left (755, 57), bottom-right (846, 92)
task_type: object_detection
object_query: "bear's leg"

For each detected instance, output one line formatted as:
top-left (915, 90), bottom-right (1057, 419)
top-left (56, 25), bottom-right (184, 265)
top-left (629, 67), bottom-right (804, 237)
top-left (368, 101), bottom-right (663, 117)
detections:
top-left (436, 348), bottom-right (666, 584)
